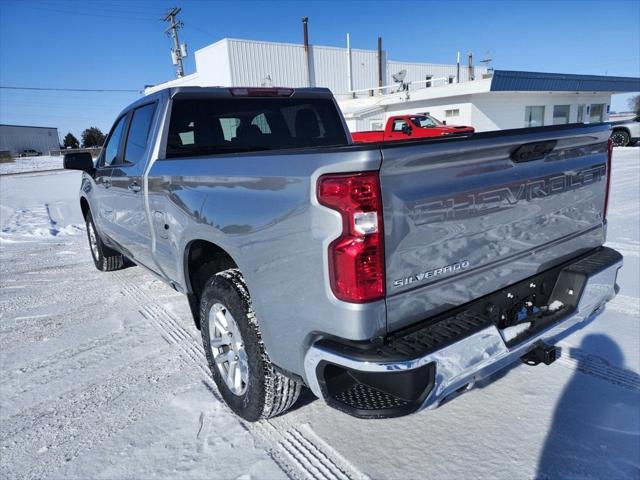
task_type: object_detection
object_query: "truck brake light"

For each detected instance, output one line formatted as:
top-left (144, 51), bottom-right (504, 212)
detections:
top-left (604, 138), bottom-right (613, 221)
top-left (229, 87), bottom-right (294, 97)
top-left (317, 172), bottom-right (385, 303)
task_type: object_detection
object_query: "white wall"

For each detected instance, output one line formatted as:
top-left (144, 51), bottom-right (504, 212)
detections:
top-left (470, 92), bottom-right (612, 131)
top-left (344, 91), bottom-right (614, 133)
top-left (195, 39), bottom-right (233, 86)
top-left (146, 38), bottom-right (483, 99)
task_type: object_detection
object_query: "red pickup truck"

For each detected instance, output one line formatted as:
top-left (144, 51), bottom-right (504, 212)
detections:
top-left (351, 114), bottom-right (474, 143)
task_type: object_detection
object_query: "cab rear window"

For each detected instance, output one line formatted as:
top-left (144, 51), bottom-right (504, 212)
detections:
top-left (166, 97), bottom-right (348, 158)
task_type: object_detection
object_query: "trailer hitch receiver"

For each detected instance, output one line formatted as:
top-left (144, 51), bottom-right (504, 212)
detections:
top-left (521, 343), bottom-right (559, 366)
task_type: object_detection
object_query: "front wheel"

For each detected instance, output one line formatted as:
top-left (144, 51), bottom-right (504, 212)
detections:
top-left (85, 211), bottom-right (124, 271)
top-left (611, 130), bottom-right (630, 147)
top-left (200, 268), bottom-right (302, 421)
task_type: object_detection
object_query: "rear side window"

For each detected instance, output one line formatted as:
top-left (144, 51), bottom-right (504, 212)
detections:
top-left (124, 103), bottom-right (156, 164)
top-left (165, 97), bottom-right (348, 158)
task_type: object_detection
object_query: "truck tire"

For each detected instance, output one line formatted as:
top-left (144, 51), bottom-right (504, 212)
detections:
top-left (611, 129), bottom-right (630, 147)
top-left (200, 268), bottom-right (301, 421)
top-left (85, 211), bottom-right (124, 271)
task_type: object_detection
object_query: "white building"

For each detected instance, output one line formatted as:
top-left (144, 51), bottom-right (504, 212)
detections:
top-left (340, 71), bottom-right (640, 132)
top-left (145, 37), bottom-right (487, 100)
top-left (0, 124), bottom-right (60, 156)
top-left (146, 37), bottom-right (640, 133)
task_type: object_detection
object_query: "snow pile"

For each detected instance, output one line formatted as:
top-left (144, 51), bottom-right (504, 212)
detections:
top-left (0, 204), bottom-right (85, 241)
top-left (548, 300), bottom-right (564, 312)
top-left (500, 321), bottom-right (532, 342)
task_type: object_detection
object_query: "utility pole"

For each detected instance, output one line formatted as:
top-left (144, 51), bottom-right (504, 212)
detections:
top-left (164, 7), bottom-right (187, 78)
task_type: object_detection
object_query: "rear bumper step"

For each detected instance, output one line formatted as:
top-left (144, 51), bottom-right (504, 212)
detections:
top-left (304, 247), bottom-right (623, 418)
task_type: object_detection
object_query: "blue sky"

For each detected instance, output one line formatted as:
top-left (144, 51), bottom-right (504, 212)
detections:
top-left (1, 0), bottom-right (639, 140)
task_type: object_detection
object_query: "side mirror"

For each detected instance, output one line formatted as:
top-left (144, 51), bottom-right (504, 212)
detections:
top-left (442, 120), bottom-right (447, 125)
top-left (401, 124), bottom-right (412, 135)
top-left (64, 152), bottom-right (94, 173)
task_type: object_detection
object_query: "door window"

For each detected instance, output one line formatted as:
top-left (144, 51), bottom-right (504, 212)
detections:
top-left (124, 103), bottom-right (156, 165)
top-left (102, 116), bottom-right (127, 167)
top-left (577, 105), bottom-right (585, 123)
top-left (392, 119), bottom-right (408, 132)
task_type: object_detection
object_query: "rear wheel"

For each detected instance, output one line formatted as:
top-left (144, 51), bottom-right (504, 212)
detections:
top-left (85, 211), bottom-right (124, 271)
top-left (611, 129), bottom-right (630, 147)
top-left (200, 268), bottom-right (301, 421)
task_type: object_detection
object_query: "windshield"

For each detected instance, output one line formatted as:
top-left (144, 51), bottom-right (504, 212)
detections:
top-left (409, 115), bottom-right (442, 128)
top-left (166, 97), bottom-right (348, 158)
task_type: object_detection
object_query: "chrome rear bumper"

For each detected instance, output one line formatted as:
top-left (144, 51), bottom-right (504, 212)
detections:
top-left (304, 247), bottom-right (623, 418)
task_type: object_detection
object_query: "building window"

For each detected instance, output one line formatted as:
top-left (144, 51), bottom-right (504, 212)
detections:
top-left (589, 104), bottom-right (605, 123)
top-left (425, 76), bottom-right (432, 88)
top-left (370, 121), bottom-right (384, 131)
top-left (553, 105), bottom-right (570, 125)
top-left (445, 109), bottom-right (460, 118)
top-left (525, 106), bottom-right (545, 127)
top-left (577, 104), bottom-right (585, 123)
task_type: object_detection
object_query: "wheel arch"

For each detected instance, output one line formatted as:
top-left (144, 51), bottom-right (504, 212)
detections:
top-left (612, 126), bottom-right (631, 135)
top-left (80, 196), bottom-right (90, 219)
top-left (183, 239), bottom-right (239, 329)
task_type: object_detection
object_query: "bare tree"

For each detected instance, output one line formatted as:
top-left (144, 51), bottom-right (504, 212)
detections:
top-left (628, 94), bottom-right (640, 114)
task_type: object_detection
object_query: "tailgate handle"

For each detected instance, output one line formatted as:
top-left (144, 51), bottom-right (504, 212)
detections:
top-left (511, 140), bottom-right (557, 162)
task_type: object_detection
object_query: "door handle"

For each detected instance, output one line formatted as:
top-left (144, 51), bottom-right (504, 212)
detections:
top-left (128, 182), bottom-right (141, 193)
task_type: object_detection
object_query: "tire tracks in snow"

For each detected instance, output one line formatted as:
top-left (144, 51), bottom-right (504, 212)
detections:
top-left (113, 269), bottom-right (368, 480)
top-left (606, 294), bottom-right (640, 316)
top-left (0, 352), bottom-right (184, 480)
top-left (0, 319), bottom-right (157, 419)
top-left (557, 343), bottom-right (640, 392)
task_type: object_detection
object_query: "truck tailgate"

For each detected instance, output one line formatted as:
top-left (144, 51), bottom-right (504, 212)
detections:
top-left (379, 124), bottom-right (611, 331)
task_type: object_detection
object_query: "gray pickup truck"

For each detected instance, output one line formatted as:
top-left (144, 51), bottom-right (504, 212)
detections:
top-left (64, 87), bottom-right (622, 421)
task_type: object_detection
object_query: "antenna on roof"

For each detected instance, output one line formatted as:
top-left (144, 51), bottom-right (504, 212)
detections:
top-left (392, 69), bottom-right (408, 92)
top-left (480, 52), bottom-right (493, 71)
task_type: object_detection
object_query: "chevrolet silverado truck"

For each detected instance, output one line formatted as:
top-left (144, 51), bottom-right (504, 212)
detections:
top-left (64, 86), bottom-right (622, 421)
top-left (351, 114), bottom-right (474, 143)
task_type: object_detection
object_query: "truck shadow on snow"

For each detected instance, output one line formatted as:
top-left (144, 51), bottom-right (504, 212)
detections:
top-left (536, 334), bottom-right (640, 479)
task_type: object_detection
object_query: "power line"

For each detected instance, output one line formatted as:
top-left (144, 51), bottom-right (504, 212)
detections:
top-left (0, 86), bottom-right (141, 93)
top-left (2, 0), bottom-right (158, 22)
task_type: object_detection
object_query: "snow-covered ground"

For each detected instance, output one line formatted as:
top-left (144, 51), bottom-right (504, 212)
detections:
top-left (0, 155), bottom-right (63, 175)
top-left (1, 148), bottom-right (638, 480)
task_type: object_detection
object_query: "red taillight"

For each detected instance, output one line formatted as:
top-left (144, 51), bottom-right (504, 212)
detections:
top-left (604, 138), bottom-right (613, 221)
top-left (229, 87), bottom-right (294, 97)
top-left (317, 172), bottom-right (385, 303)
